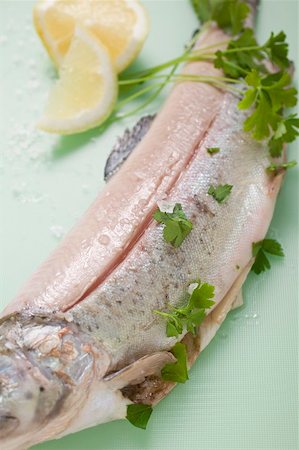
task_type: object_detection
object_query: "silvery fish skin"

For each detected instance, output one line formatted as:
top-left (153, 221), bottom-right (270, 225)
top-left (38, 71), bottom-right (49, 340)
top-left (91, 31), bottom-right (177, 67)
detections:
top-left (71, 93), bottom-right (281, 369)
top-left (0, 15), bottom-right (284, 450)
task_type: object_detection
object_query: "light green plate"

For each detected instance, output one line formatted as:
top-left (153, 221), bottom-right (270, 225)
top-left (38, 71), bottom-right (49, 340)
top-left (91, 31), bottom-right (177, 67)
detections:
top-left (0, 1), bottom-right (298, 449)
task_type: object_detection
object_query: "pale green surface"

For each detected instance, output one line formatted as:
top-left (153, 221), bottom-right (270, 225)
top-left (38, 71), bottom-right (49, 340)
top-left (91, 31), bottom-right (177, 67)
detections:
top-left (0, 1), bottom-right (298, 449)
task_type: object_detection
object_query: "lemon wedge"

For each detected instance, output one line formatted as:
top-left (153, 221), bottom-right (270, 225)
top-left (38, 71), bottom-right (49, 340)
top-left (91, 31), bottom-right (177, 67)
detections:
top-left (38, 26), bottom-right (117, 135)
top-left (33, 0), bottom-right (149, 73)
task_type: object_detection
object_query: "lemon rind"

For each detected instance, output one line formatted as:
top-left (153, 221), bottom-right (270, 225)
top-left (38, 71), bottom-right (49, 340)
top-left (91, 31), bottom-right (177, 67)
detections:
top-left (33, 0), bottom-right (149, 73)
top-left (114, 0), bottom-right (149, 72)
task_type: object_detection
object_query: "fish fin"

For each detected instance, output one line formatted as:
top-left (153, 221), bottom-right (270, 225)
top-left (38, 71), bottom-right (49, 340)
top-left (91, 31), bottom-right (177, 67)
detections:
top-left (200, 260), bottom-right (253, 351)
top-left (104, 115), bottom-right (155, 181)
top-left (211, 260), bottom-right (252, 325)
top-left (231, 290), bottom-right (244, 310)
top-left (121, 335), bottom-right (200, 406)
top-left (103, 351), bottom-right (175, 390)
top-left (119, 262), bottom-right (252, 405)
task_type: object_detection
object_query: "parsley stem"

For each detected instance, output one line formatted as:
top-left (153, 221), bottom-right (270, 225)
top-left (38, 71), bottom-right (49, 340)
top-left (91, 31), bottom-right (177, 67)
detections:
top-left (120, 40), bottom-right (229, 82)
top-left (121, 55), bottom-right (188, 79)
top-left (193, 39), bottom-right (230, 53)
top-left (119, 73), bottom-right (243, 86)
top-left (223, 45), bottom-right (263, 54)
top-left (114, 82), bottom-right (163, 111)
top-left (114, 74), bottom-right (242, 121)
top-left (221, 60), bottom-right (249, 75)
top-left (115, 40), bottom-right (190, 121)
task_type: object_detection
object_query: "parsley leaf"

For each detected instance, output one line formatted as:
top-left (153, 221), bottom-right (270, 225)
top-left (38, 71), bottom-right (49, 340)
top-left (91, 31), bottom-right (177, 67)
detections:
top-left (161, 343), bottom-right (189, 383)
top-left (214, 28), bottom-right (263, 79)
top-left (191, 0), bottom-right (250, 35)
top-left (208, 184), bottom-right (233, 203)
top-left (189, 282), bottom-right (215, 309)
top-left (269, 114), bottom-right (299, 157)
top-left (153, 203), bottom-right (193, 248)
top-left (239, 70), bottom-right (297, 141)
top-left (266, 160), bottom-right (297, 174)
top-left (186, 309), bottom-right (206, 334)
top-left (211, 27), bottom-right (296, 152)
top-left (268, 138), bottom-right (284, 158)
top-left (263, 31), bottom-right (290, 69)
top-left (154, 280), bottom-right (215, 337)
top-left (242, 91), bottom-right (279, 140)
top-left (214, 30), bottom-right (291, 80)
top-left (229, 0), bottom-right (251, 35)
top-left (126, 403), bottom-right (153, 429)
top-left (262, 72), bottom-right (297, 111)
top-left (207, 147), bottom-right (220, 154)
top-left (251, 239), bottom-right (284, 274)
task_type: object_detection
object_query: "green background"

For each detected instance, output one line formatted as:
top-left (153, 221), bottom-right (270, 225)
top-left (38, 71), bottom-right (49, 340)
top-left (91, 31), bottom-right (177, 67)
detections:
top-left (0, 1), bottom-right (298, 449)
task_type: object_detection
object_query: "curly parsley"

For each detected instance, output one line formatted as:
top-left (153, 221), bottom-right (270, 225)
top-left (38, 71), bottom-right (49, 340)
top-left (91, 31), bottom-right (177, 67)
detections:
top-left (154, 280), bottom-right (215, 337)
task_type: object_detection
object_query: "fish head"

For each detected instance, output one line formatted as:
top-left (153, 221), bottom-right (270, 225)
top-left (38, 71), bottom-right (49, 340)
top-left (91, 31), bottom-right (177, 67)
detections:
top-left (0, 313), bottom-right (109, 449)
top-left (0, 350), bottom-right (45, 438)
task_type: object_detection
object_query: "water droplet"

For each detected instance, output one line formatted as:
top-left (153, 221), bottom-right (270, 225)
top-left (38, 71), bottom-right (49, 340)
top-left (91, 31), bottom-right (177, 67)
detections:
top-left (138, 199), bottom-right (147, 209)
top-left (99, 234), bottom-right (110, 245)
top-left (231, 314), bottom-right (240, 322)
top-left (12, 184), bottom-right (25, 198)
top-left (0, 35), bottom-right (8, 45)
top-left (220, 332), bottom-right (228, 339)
top-left (12, 55), bottom-right (23, 65)
top-left (50, 225), bottom-right (65, 240)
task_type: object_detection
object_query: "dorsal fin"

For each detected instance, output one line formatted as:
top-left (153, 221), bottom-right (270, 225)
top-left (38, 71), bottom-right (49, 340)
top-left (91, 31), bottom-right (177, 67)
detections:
top-left (104, 115), bottom-right (155, 181)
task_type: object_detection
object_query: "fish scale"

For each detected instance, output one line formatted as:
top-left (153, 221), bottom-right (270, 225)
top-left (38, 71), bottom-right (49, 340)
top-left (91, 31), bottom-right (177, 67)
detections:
top-left (71, 93), bottom-right (275, 369)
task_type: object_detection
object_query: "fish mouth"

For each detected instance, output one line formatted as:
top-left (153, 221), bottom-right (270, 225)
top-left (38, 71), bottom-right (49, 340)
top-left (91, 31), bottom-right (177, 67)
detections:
top-left (0, 414), bottom-right (19, 438)
top-left (64, 114), bottom-right (218, 311)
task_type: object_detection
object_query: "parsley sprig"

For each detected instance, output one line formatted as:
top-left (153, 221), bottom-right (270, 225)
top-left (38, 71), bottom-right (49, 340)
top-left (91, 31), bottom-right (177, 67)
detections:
top-left (268, 114), bottom-right (299, 157)
top-left (126, 403), bottom-right (153, 429)
top-left (154, 280), bottom-right (215, 337)
top-left (105, 1), bottom-right (299, 163)
top-left (214, 29), bottom-right (291, 80)
top-left (153, 203), bottom-right (193, 247)
top-left (161, 342), bottom-right (189, 383)
top-left (266, 160), bottom-right (297, 174)
top-left (191, 0), bottom-right (250, 35)
top-left (208, 184), bottom-right (233, 203)
top-left (238, 70), bottom-right (297, 143)
top-left (251, 239), bottom-right (284, 274)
